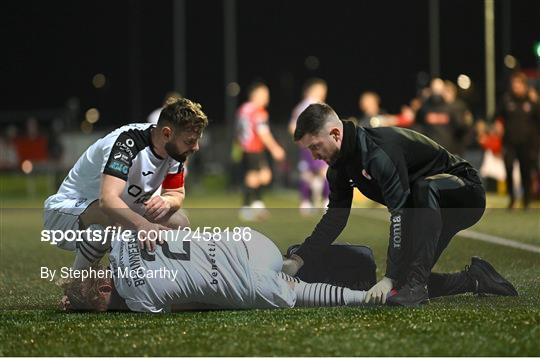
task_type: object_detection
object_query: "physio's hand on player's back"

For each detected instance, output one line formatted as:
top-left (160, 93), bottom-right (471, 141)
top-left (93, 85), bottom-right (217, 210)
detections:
top-left (144, 195), bottom-right (172, 222)
top-left (136, 220), bottom-right (169, 252)
top-left (364, 276), bottom-right (394, 304)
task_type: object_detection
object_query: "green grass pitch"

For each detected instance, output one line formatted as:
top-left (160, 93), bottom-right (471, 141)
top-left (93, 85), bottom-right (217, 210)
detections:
top-left (1, 189), bottom-right (539, 356)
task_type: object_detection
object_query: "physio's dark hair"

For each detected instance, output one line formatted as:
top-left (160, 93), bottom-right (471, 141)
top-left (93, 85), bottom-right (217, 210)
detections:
top-left (158, 97), bottom-right (208, 135)
top-left (293, 103), bottom-right (338, 141)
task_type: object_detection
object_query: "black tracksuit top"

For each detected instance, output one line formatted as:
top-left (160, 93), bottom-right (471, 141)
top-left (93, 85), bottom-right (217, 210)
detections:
top-left (295, 120), bottom-right (471, 279)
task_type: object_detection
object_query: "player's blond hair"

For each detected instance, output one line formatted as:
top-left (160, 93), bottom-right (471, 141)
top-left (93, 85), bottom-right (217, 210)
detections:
top-left (58, 265), bottom-right (110, 312)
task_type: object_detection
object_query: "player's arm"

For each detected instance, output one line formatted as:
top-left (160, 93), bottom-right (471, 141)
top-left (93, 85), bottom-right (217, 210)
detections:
top-left (99, 174), bottom-right (145, 227)
top-left (160, 186), bottom-right (185, 210)
top-left (159, 167), bottom-right (186, 210)
top-left (256, 122), bottom-right (285, 161)
top-left (100, 174), bottom-right (167, 251)
top-left (145, 168), bottom-right (186, 221)
top-left (362, 148), bottom-right (411, 304)
top-left (366, 148), bottom-right (410, 282)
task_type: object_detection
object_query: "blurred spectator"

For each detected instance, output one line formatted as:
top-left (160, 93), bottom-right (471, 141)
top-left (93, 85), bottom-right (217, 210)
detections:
top-left (357, 91), bottom-right (414, 128)
top-left (13, 117), bottom-right (48, 165)
top-left (496, 71), bottom-right (540, 209)
top-left (47, 118), bottom-right (65, 189)
top-left (288, 78), bottom-right (329, 214)
top-left (147, 91), bottom-right (182, 125)
top-left (357, 91), bottom-right (391, 128)
top-left (236, 82), bottom-right (285, 220)
top-left (441, 80), bottom-right (474, 156)
top-left (415, 78), bottom-right (456, 152)
top-left (0, 125), bottom-right (19, 169)
top-left (477, 119), bottom-right (506, 189)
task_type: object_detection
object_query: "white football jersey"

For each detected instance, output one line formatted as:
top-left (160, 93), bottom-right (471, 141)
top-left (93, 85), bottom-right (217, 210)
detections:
top-left (109, 230), bottom-right (256, 313)
top-left (45, 123), bottom-right (183, 216)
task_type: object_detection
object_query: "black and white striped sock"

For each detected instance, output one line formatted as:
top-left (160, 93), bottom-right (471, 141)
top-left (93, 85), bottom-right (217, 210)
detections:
top-left (279, 273), bottom-right (366, 307)
top-left (278, 272), bottom-right (301, 283)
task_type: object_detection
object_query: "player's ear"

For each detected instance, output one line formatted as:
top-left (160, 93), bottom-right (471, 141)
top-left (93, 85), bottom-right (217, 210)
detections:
top-left (329, 127), bottom-right (340, 142)
top-left (161, 126), bottom-right (173, 140)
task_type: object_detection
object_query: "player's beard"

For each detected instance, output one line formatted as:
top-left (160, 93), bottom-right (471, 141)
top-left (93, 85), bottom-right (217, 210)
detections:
top-left (164, 142), bottom-right (191, 162)
top-left (326, 150), bottom-right (340, 166)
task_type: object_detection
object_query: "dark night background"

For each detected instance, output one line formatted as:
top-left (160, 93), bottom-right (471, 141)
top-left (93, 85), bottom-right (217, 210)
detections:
top-left (2, 1), bottom-right (539, 128)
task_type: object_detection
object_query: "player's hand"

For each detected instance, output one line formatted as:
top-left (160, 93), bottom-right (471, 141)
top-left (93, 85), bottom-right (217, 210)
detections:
top-left (144, 195), bottom-right (172, 222)
top-left (272, 146), bottom-right (285, 162)
top-left (59, 295), bottom-right (71, 311)
top-left (364, 276), bottom-right (394, 304)
top-left (136, 220), bottom-right (169, 252)
top-left (282, 254), bottom-right (304, 276)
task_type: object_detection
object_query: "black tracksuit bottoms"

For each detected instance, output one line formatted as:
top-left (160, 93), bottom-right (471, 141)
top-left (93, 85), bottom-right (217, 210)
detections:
top-left (402, 167), bottom-right (486, 297)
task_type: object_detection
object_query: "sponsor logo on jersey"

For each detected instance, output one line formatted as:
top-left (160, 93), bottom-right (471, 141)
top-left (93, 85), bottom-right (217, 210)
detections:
top-left (115, 142), bottom-right (134, 157)
top-left (75, 197), bottom-right (87, 207)
top-left (108, 160), bottom-right (129, 175)
top-left (142, 171), bottom-right (154, 176)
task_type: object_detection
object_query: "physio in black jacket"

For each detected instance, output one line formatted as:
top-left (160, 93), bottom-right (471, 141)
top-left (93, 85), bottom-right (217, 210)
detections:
top-left (284, 103), bottom-right (489, 307)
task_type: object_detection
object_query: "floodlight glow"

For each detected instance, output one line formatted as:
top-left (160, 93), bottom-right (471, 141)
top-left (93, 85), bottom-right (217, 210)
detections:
top-left (226, 82), bottom-right (240, 97)
top-left (85, 108), bottom-right (100, 123)
top-left (92, 73), bottom-right (106, 88)
top-left (457, 74), bottom-right (471, 90)
top-left (504, 55), bottom-right (516, 69)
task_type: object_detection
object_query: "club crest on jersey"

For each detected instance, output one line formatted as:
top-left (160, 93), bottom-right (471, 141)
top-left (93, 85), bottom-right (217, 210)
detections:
top-left (362, 169), bottom-right (372, 180)
top-left (108, 160), bottom-right (129, 175)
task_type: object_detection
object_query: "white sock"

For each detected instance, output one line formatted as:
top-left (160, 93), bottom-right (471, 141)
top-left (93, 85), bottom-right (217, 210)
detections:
top-left (310, 177), bottom-right (324, 207)
top-left (72, 225), bottom-right (110, 269)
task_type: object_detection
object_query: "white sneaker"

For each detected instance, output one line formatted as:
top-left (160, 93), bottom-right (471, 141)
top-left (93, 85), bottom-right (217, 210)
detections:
top-left (239, 206), bottom-right (257, 222)
top-left (299, 200), bottom-right (316, 217)
top-left (250, 201), bottom-right (270, 220)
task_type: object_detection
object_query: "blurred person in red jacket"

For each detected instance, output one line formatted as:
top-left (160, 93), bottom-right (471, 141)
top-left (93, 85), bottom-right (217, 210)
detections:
top-left (496, 71), bottom-right (540, 209)
top-left (236, 82), bottom-right (285, 220)
top-left (357, 91), bottom-right (414, 129)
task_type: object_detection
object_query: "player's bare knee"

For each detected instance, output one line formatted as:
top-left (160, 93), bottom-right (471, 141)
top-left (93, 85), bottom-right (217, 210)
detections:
top-left (245, 172), bottom-right (260, 188)
top-left (259, 168), bottom-right (272, 185)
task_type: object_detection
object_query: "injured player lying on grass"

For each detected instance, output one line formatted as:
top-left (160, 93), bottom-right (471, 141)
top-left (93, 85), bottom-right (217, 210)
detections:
top-left (60, 228), bottom-right (370, 312)
top-left (59, 228), bottom-right (517, 313)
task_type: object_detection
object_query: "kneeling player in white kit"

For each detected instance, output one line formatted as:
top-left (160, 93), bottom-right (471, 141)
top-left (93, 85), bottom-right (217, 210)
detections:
top-left (44, 98), bottom-right (208, 267)
top-left (61, 229), bottom-right (368, 312)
